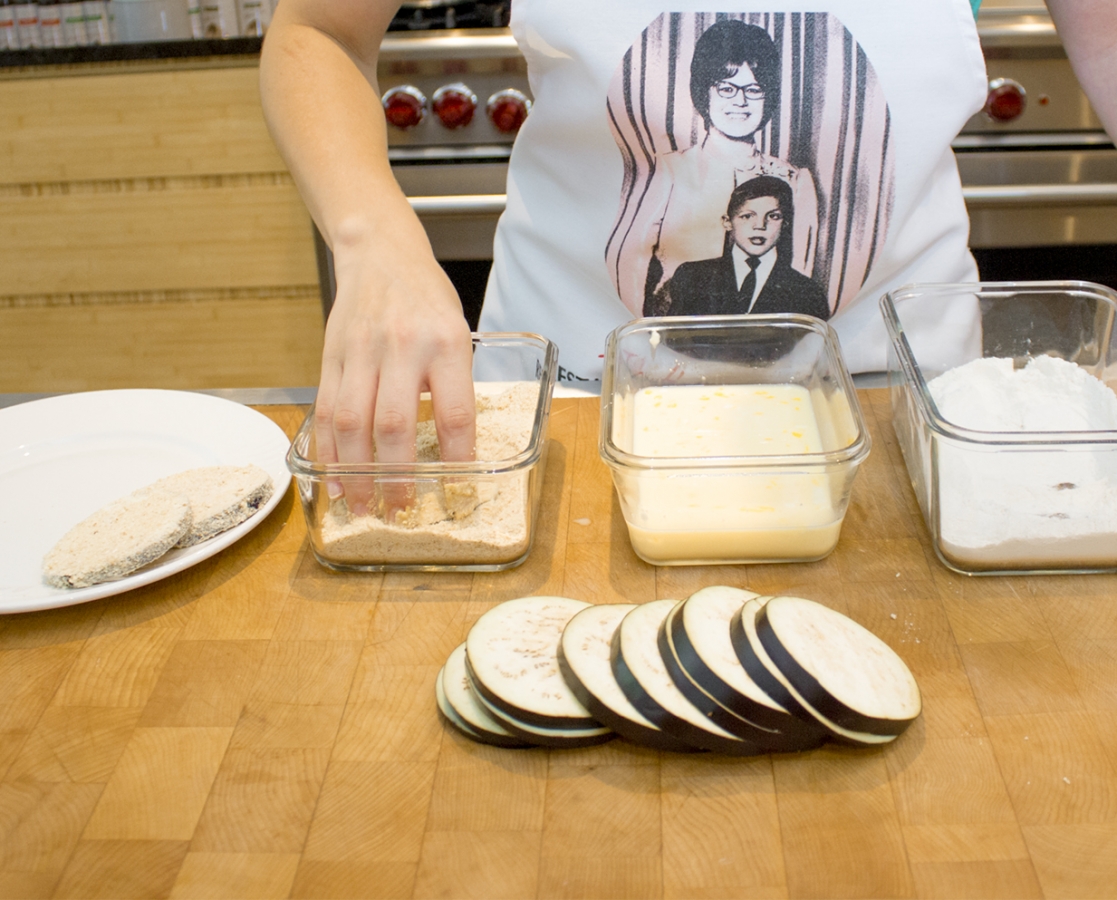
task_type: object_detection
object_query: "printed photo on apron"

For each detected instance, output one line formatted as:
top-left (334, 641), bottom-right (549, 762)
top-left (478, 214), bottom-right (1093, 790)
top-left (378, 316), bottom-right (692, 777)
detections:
top-left (605, 13), bottom-right (894, 322)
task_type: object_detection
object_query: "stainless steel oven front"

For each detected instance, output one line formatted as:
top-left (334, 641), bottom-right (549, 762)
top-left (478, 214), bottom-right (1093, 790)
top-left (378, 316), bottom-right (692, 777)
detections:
top-left (956, 1), bottom-right (1117, 287)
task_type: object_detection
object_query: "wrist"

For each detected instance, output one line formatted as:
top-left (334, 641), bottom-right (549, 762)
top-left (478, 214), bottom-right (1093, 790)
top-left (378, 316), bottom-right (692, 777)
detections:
top-left (329, 198), bottom-right (431, 259)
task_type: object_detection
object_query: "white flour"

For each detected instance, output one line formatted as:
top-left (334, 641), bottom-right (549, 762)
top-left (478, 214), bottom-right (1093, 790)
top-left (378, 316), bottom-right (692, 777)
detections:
top-left (928, 356), bottom-right (1117, 566)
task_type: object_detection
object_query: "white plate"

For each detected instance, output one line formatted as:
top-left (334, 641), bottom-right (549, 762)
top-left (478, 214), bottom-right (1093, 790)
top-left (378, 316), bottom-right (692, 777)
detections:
top-left (0, 389), bottom-right (293, 615)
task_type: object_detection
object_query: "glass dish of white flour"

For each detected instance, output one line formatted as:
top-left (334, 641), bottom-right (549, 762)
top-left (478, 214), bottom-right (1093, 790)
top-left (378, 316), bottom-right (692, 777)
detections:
top-left (928, 355), bottom-right (1117, 570)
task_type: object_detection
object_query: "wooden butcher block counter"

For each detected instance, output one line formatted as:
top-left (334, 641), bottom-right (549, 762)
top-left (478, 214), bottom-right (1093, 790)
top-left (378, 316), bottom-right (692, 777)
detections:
top-left (2, 391), bottom-right (1117, 900)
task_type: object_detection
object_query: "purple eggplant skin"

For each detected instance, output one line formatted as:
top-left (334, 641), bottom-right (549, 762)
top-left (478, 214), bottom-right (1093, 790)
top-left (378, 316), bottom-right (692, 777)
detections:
top-left (658, 605), bottom-right (824, 754)
top-left (557, 640), bottom-right (700, 753)
top-left (610, 622), bottom-right (766, 758)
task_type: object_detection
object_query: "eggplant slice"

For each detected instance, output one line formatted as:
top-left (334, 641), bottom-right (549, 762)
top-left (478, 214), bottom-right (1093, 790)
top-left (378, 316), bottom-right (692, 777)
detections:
top-left (436, 662), bottom-right (487, 742)
top-left (670, 586), bottom-right (821, 737)
top-left (465, 595), bottom-right (601, 730)
top-left (558, 603), bottom-right (696, 752)
top-left (659, 600), bottom-right (824, 753)
top-left (471, 684), bottom-right (615, 749)
top-left (731, 598), bottom-right (898, 747)
top-left (756, 596), bottom-right (921, 737)
top-left (439, 644), bottom-right (535, 749)
top-left (612, 599), bottom-right (763, 756)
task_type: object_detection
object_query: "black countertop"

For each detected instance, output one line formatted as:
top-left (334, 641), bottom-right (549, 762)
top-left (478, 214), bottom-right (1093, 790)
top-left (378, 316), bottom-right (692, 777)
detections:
top-left (0, 36), bottom-right (262, 70)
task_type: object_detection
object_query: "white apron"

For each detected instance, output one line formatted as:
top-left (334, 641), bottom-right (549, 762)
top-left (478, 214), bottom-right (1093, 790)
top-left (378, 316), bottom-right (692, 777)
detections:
top-left (476, 0), bottom-right (988, 385)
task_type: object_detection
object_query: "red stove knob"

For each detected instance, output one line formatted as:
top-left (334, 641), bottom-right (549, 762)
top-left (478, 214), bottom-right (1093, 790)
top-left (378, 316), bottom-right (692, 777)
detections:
top-left (984, 78), bottom-right (1026, 123)
top-left (382, 86), bottom-right (427, 130)
top-left (432, 83), bottom-right (477, 129)
top-left (487, 89), bottom-right (532, 133)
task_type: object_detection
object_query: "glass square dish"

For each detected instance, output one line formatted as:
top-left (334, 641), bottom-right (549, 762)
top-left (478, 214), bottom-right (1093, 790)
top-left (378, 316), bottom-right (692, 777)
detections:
top-left (599, 315), bottom-right (870, 566)
top-left (881, 281), bottom-right (1117, 575)
top-left (287, 333), bottom-right (557, 572)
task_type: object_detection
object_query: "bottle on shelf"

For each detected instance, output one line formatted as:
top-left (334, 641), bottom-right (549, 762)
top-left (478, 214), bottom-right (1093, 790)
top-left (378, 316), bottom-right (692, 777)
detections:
top-left (186, 0), bottom-right (202, 38)
top-left (82, 0), bottom-right (110, 43)
top-left (59, 0), bottom-right (89, 45)
top-left (0, 0), bottom-right (20, 50)
top-left (198, 0), bottom-right (236, 37)
top-left (234, 0), bottom-right (269, 36)
top-left (12, 0), bottom-right (39, 47)
top-left (37, 0), bottom-right (65, 47)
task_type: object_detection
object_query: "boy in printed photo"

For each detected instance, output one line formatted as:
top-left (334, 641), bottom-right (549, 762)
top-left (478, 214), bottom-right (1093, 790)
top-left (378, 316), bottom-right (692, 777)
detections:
top-left (663, 175), bottom-right (830, 320)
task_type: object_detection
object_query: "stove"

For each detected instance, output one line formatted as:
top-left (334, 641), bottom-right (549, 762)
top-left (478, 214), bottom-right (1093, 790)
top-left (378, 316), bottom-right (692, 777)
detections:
top-left (955, 2), bottom-right (1117, 288)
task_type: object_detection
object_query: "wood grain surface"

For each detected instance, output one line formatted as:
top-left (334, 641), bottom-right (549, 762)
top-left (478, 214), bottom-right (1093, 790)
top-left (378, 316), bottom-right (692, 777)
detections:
top-left (2, 393), bottom-right (1117, 900)
top-left (0, 63), bottom-right (324, 394)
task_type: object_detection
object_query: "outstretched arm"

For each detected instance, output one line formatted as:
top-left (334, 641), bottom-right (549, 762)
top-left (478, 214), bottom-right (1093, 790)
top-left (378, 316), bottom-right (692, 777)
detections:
top-left (259, 0), bottom-right (476, 516)
top-left (1045, 0), bottom-right (1117, 140)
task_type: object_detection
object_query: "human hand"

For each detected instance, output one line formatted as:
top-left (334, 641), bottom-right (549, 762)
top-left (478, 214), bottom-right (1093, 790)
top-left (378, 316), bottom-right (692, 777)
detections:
top-left (314, 238), bottom-right (477, 520)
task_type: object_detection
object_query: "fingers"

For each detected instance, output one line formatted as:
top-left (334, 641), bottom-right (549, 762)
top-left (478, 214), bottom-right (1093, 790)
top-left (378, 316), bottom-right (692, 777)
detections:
top-left (370, 360), bottom-right (420, 520)
top-left (313, 353), bottom-right (345, 504)
top-left (426, 337), bottom-right (479, 521)
top-left (314, 354), bottom-right (342, 468)
top-left (332, 352), bottom-right (380, 517)
top-left (427, 333), bottom-right (477, 464)
top-left (313, 247), bottom-right (476, 524)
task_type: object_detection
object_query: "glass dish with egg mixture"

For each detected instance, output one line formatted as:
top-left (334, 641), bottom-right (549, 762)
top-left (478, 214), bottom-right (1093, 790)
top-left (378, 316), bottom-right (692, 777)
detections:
top-left (287, 333), bottom-right (557, 572)
top-left (599, 315), bottom-right (870, 566)
top-left (882, 281), bottom-right (1117, 575)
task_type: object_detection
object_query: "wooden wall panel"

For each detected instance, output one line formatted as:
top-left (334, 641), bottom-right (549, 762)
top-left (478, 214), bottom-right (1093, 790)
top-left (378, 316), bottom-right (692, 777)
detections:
top-left (0, 295), bottom-right (325, 392)
top-left (1, 60), bottom-right (325, 391)
top-left (0, 66), bottom-right (285, 183)
top-left (1, 182), bottom-right (319, 295)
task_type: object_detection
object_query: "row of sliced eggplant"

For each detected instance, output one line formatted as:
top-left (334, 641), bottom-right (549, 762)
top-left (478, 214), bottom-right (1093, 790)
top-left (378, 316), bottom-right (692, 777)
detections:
top-left (436, 587), bottom-right (922, 754)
